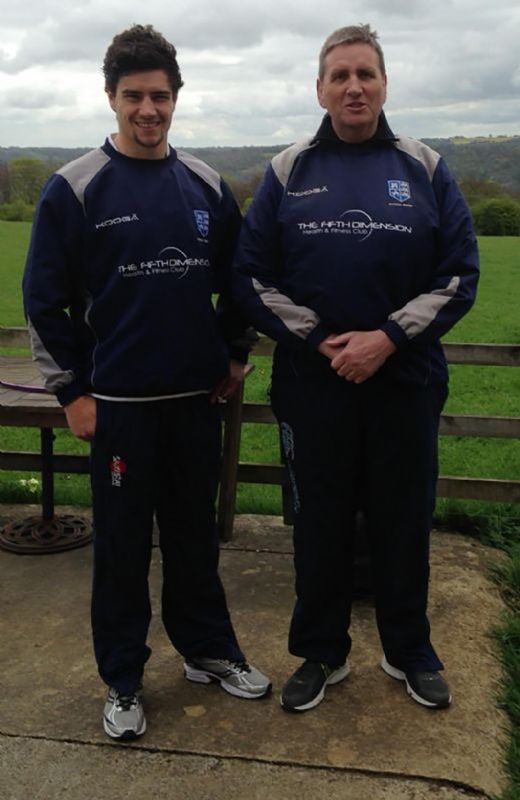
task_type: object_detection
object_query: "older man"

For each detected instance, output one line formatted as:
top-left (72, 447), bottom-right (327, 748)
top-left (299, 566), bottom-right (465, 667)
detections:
top-left (234, 24), bottom-right (478, 712)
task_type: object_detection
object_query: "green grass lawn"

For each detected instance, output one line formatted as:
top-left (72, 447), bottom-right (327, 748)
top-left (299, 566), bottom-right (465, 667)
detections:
top-left (444, 237), bottom-right (520, 345)
top-left (0, 220), bottom-right (31, 326)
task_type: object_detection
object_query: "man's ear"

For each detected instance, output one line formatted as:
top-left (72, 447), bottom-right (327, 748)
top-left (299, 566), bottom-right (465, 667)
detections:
top-left (316, 78), bottom-right (326, 109)
top-left (106, 89), bottom-right (116, 112)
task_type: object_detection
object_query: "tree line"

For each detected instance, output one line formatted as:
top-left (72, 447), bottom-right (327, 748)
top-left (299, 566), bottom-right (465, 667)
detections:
top-left (1, 146), bottom-right (520, 235)
top-left (0, 158), bottom-right (57, 221)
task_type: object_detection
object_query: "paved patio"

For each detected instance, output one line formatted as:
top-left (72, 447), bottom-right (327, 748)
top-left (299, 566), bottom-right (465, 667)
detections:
top-left (0, 506), bottom-right (509, 799)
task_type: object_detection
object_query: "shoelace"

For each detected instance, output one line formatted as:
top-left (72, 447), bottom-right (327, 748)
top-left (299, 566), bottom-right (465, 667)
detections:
top-left (115, 693), bottom-right (138, 711)
top-left (224, 660), bottom-right (251, 674)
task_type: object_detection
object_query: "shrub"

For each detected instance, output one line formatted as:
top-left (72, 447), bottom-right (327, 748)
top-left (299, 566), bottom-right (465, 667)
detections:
top-left (472, 198), bottom-right (520, 236)
top-left (0, 200), bottom-right (35, 222)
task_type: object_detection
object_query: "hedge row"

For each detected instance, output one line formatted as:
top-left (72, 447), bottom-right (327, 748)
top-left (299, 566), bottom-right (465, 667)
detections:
top-left (1, 196), bottom-right (520, 236)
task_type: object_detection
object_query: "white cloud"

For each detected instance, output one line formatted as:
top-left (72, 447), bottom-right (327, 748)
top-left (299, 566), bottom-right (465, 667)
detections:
top-left (0, 0), bottom-right (519, 147)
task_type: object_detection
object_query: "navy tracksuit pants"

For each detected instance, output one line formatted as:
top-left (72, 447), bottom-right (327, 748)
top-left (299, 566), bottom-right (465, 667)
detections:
top-left (90, 396), bottom-right (243, 695)
top-left (270, 347), bottom-right (447, 672)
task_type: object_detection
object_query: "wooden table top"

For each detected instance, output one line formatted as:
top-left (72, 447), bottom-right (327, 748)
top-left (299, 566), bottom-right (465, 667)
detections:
top-left (0, 357), bottom-right (65, 426)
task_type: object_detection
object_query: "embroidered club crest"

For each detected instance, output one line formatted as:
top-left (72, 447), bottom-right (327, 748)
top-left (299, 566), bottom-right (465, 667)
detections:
top-left (194, 209), bottom-right (209, 238)
top-left (388, 180), bottom-right (411, 203)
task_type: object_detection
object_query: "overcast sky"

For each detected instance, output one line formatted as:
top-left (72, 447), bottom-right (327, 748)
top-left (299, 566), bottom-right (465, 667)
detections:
top-left (1, 0), bottom-right (519, 149)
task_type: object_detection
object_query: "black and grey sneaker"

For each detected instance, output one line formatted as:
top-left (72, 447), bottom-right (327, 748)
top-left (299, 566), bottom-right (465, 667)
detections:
top-left (184, 658), bottom-right (271, 699)
top-left (103, 686), bottom-right (146, 740)
top-left (381, 655), bottom-right (452, 709)
top-left (280, 660), bottom-right (349, 712)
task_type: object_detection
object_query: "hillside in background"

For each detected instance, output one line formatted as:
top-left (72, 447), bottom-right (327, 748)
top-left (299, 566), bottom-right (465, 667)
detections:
top-left (422, 136), bottom-right (520, 193)
top-left (1, 135), bottom-right (520, 191)
top-left (0, 146), bottom-right (92, 166)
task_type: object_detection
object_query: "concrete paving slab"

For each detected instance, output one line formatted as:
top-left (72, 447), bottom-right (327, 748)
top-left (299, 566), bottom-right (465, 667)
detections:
top-left (0, 737), bottom-right (480, 800)
top-left (0, 507), bottom-right (509, 799)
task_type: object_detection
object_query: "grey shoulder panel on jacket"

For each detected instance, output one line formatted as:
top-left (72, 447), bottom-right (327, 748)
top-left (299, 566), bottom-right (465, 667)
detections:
top-left (56, 148), bottom-right (111, 210)
top-left (176, 150), bottom-right (222, 198)
top-left (271, 138), bottom-right (317, 187)
top-left (393, 137), bottom-right (441, 182)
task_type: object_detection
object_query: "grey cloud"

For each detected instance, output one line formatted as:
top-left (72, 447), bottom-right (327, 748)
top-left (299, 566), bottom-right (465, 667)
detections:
top-left (194, 87), bottom-right (316, 120)
top-left (0, 1), bottom-right (65, 26)
top-left (1, 0), bottom-right (519, 147)
top-left (387, 96), bottom-right (520, 139)
top-left (0, 0), bottom-right (365, 74)
top-left (361, 0), bottom-right (433, 15)
top-left (3, 87), bottom-right (75, 109)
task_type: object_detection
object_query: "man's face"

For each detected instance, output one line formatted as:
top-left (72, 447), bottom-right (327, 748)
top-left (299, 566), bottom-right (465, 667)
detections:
top-left (107, 70), bottom-right (176, 159)
top-left (317, 43), bottom-right (387, 143)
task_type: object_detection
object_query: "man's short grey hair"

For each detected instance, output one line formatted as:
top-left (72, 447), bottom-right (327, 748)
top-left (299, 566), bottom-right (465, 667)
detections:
top-left (318, 24), bottom-right (385, 79)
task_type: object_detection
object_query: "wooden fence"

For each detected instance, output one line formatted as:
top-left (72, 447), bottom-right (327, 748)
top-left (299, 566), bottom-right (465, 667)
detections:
top-left (1, 327), bottom-right (519, 540)
top-left (237, 337), bottom-right (520, 518)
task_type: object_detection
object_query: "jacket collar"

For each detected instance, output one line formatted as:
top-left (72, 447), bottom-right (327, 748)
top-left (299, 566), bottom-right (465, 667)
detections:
top-left (313, 112), bottom-right (397, 145)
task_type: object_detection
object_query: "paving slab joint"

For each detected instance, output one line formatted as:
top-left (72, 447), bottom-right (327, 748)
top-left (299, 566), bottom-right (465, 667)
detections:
top-left (0, 730), bottom-right (491, 798)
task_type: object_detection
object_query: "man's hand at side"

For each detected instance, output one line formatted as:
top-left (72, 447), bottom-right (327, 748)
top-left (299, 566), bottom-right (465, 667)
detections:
top-left (64, 396), bottom-right (97, 441)
top-left (210, 359), bottom-right (245, 404)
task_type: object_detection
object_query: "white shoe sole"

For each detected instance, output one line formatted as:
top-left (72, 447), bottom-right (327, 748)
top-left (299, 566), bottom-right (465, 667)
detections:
top-left (184, 663), bottom-right (271, 699)
top-left (280, 662), bottom-right (350, 712)
top-left (381, 655), bottom-right (452, 708)
top-left (103, 715), bottom-right (146, 740)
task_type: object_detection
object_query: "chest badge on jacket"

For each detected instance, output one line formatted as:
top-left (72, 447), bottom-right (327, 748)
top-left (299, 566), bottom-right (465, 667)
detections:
top-left (194, 209), bottom-right (209, 238)
top-left (388, 180), bottom-right (411, 203)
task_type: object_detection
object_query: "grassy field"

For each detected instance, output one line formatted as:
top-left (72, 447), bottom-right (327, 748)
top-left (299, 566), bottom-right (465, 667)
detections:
top-left (0, 221), bottom-right (518, 523)
top-left (0, 220), bottom-right (31, 326)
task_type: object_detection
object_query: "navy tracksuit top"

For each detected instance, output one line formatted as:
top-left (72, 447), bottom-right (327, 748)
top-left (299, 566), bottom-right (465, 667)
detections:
top-left (233, 114), bottom-right (479, 386)
top-left (23, 140), bottom-right (247, 406)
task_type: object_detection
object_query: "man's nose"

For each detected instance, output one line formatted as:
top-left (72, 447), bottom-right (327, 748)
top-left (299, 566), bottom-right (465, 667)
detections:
top-left (346, 80), bottom-right (362, 95)
top-left (139, 96), bottom-right (156, 114)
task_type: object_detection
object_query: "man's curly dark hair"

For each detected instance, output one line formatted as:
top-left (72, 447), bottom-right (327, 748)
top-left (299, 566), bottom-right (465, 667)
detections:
top-left (103, 24), bottom-right (184, 94)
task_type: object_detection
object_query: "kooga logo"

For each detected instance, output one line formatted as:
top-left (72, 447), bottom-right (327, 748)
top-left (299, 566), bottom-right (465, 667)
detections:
top-left (96, 213), bottom-right (140, 229)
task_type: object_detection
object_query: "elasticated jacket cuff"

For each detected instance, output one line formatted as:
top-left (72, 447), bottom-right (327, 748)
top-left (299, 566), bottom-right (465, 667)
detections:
top-left (306, 322), bottom-right (332, 350)
top-left (56, 382), bottom-right (87, 407)
top-left (380, 320), bottom-right (409, 349)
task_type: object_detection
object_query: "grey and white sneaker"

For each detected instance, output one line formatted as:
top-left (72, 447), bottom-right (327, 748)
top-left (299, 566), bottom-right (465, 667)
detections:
top-left (103, 686), bottom-right (146, 740)
top-left (184, 657), bottom-right (271, 699)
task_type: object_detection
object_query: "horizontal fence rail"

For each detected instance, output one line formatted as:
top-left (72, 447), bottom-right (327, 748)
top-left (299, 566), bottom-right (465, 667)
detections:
top-left (0, 327), bottom-right (31, 349)
top-left (441, 342), bottom-right (520, 367)
top-left (251, 334), bottom-right (520, 366)
top-left (241, 401), bottom-right (520, 439)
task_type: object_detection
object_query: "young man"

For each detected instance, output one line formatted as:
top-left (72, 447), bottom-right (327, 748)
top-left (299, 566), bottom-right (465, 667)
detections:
top-left (234, 24), bottom-right (479, 713)
top-left (23, 24), bottom-right (270, 741)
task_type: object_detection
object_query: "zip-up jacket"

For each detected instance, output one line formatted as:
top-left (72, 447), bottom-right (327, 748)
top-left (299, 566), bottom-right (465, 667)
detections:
top-left (23, 139), bottom-right (252, 405)
top-left (233, 114), bottom-right (479, 385)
